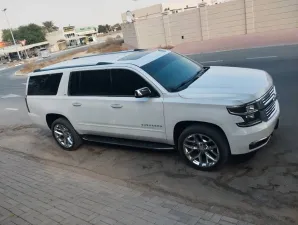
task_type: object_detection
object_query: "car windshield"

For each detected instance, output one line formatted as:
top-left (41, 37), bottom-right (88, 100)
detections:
top-left (141, 52), bottom-right (202, 92)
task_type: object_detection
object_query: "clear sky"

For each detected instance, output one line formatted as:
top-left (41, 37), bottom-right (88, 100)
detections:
top-left (0, 0), bottom-right (191, 30)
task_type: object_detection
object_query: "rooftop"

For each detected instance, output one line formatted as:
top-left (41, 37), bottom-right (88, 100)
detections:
top-left (35, 49), bottom-right (169, 73)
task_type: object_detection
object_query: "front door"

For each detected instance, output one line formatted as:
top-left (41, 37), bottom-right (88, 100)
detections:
top-left (107, 68), bottom-right (166, 143)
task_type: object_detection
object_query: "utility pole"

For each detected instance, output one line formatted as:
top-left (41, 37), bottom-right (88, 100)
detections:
top-left (2, 8), bottom-right (21, 60)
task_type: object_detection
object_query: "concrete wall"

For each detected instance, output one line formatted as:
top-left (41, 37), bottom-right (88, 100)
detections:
top-left (200, 0), bottom-right (246, 39)
top-left (164, 9), bottom-right (202, 46)
top-left (122, 0), bottom-right (298, 48)
top-left (135, 17), bottom-right (167, 48)
top-left (248, 0), bottom-right (298, 33)
top-left (122, 4), bottom-right (162, 22)
top-left (121, 23), bottom-right (138, 48)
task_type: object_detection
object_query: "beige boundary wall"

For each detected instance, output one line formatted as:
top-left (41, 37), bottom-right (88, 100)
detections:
top-left (122, 0), bottom-right (298, 48)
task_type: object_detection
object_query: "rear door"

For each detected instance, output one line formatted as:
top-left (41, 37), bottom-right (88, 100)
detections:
top-left (67, 69), bottom-right (115, 135)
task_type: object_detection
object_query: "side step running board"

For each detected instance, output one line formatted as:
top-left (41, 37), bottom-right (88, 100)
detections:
top-left (82, 135), bottom-right (174, 150)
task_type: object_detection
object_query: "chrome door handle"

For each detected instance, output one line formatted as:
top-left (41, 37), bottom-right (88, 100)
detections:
top-left (111, 104), bottom-right (123, 109)
top-left (72, 102), bottom-right (82, 107)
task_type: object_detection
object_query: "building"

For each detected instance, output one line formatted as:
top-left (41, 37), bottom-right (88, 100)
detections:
top-left (76, 27), bottom-right (98, 42)
top-left (63, 26), bottom-right (82, 46)
top-left (61, 26), bottom-right (98, 46)
top-left (121, 0), bottom-right (298, 49)
top-left (46, 30), bottom-right (65, 46)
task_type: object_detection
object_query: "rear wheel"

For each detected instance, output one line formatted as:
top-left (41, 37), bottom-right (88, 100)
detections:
top-left (51, 118), bottom-right (82, 151)
top-left (178, 125), bottom-right (230, 171)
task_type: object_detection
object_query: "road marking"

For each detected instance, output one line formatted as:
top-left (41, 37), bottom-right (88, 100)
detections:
top-left (246, 56), bottom-right (278, 60)
top-left (1, 94), bottom-right (22, 99)
top-left (22, 83), bottom-right (27, 85)
top-left (200, 60), bottom-right (223, 63)
top-left (5, 108), bottom-right (19, 111)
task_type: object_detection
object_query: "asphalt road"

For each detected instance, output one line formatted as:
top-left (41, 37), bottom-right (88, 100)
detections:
top-left (0, 44), bottom-right (298, 224)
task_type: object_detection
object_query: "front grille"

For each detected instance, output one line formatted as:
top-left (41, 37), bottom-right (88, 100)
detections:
top-left (259, 86), bottom-right (277, 121)
top-left (262, 86), bottom-right (275, 107)
top-left (265, 100), bottom-right (276, 120)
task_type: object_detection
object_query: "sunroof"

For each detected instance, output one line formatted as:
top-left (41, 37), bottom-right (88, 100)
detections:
top-left (118, 51), bottom-right (151, 61)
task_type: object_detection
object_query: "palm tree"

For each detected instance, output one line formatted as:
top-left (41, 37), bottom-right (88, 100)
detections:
top-left (42, 21), bottom-right (59, 33)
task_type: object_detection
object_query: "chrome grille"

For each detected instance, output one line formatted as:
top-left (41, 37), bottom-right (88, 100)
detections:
top-left (265, 100), bottom-right (276, 120)
top-left (259, 86), bottom-right (277, 121)
top-left (262, 86), bottom-right (275, 107)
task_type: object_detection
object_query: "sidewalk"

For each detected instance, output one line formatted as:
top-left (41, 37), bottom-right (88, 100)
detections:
top-left (173, 28), bottom-right (298, 55)
top-left (0, 148), bottom-right (254, 225)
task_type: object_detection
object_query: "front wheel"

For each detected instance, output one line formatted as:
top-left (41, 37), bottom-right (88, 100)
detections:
top-left (178, 125), bottom-right (230, 171)
top-left (51, 118), bottom-right (82, 151)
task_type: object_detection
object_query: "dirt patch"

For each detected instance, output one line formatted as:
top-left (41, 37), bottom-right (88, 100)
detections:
top-left (19, 39), bottom-right (126, 74)
top-left (87, 38), bottom-right (126, 54)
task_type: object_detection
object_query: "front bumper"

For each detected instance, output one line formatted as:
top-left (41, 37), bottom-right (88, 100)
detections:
top-left (227, 100), bottom-right (280, 155)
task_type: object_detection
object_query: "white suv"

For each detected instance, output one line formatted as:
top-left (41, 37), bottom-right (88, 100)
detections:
top-left (26, 49), bottom-right (280, 170)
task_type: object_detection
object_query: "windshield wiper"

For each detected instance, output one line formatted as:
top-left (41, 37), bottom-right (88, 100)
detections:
top-left (173, 67), bottom-right (209, 92)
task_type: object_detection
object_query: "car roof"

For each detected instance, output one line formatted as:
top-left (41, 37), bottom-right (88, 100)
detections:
top-left (33, 49), bottom-right (170, 74)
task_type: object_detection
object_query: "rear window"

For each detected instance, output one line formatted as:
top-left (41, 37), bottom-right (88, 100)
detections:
top-left (68, 70), bottom-right (111, 96)
top-left (27, 73), bottom-right (62, 95)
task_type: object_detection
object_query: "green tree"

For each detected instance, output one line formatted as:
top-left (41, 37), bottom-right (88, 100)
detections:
top-left (42, 21), bottom-right (59, 33)
top-left (17, 24), bottom-right (46, 44)
top-left (98, 24), bottom-right (110, 33)
top-left (1, 29), bottom-right (19, 43)
top-left (2, 24), bottom-right (46, 45)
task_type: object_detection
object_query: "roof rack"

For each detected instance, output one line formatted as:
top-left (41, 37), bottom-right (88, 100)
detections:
top-left (73, 48), bottom-right (146, 60)
top-left (33, 62), bottom-right (113, 73)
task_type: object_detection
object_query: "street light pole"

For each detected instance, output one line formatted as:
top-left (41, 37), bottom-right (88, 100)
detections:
top-left (2, 8), bottom-right (21, 60)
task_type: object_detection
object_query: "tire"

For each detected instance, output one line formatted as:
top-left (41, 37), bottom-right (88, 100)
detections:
top-left (178, 124), bottom-right (230, 171)
top-left (51, 118), bottom-right (82, 151)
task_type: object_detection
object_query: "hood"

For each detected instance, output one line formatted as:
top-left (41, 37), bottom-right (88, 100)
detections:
top-left (178, 66), bottom-right (273, 105)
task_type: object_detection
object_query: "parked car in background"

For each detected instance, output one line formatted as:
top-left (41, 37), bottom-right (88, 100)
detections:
top-left (25, 49), bottom-right (280, 171)
top-left (39, 48), bottom-right (50, 58)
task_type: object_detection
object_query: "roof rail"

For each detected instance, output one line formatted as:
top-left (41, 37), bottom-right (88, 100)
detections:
top-left (33, 62), bottom-right (113, 73)
top-left (73, 49), bottom-right (147, 60)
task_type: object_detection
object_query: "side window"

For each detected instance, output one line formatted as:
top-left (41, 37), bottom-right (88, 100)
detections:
top-left (111, 69), bottom-right (159, 97)
top-left (69, 70), bottom-right (111, 96)
top-left (28, 73), bottom-right (62, 95)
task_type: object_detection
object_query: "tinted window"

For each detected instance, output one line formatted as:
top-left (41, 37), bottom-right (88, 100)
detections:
top-left (69, 70), bottom-right (111, 96)
top-left (141, 52), bottom-right (202, 92)
top-left (111, 69), bottom-right (158, 97)
top-left (28, 73), bottom-right (62, 95)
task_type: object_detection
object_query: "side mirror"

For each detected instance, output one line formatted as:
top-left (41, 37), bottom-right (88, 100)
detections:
top-left (135, 87), bottom-right (151, 98)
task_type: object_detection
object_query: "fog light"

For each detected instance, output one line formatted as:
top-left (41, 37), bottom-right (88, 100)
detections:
top-left (246, 114), bottom-right (255, 119)
top-left (246, 104), bottom-right (255, 113)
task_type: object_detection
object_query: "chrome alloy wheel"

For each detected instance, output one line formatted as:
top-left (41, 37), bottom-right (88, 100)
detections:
top-left (183, 134), bottom-right (220, 168)
top-left (53, 124), bottom-right (74, 148)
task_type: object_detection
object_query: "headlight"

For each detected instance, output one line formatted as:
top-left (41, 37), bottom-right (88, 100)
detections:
top-left (227, 103), bottom-right (262, 127)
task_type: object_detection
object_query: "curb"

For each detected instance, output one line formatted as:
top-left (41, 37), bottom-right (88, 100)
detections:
top-left (14, 70), bottom-right (27, 76)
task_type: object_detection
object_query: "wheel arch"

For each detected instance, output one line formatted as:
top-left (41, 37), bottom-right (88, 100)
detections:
top-left (173, 121), bottom-right (230, 148)
top-left (46, 113), bottom-right (70, 129)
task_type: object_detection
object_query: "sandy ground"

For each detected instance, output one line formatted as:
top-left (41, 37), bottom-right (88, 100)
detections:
top-left (0, 125), bottom-right (296, 225)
